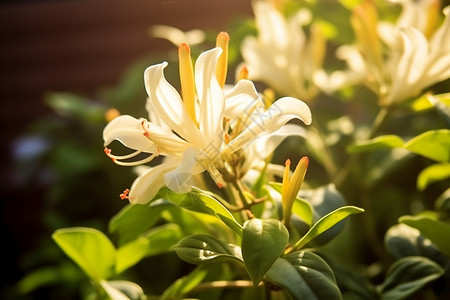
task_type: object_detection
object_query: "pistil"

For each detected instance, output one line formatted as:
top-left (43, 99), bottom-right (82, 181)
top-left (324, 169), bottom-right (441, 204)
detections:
top-left (178, 43), bottom-right (198, 126)
top-left (216, 32), bottom-right (229, 88)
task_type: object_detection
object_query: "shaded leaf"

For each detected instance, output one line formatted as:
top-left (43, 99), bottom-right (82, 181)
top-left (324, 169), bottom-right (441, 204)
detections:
top-left (160, 187), bottom-right (242, 235)
top-left (242, 218), bottom-right (289, 285)
top-left (265, 251), bottom-right (341, 300)
top-left (400, 215), bottom-right (450, 257)
top-left (116, 224), bottom-right (183, 274)
top-left (160, 266), bottom-right (209, 300)
top-left (417, 163), bottom-right (450, 191)
top-left (173, 234), bottom-right (242, 265)
top-left (380, 257), bottom-right (444, 300)
top-left (109, 202), bottom-right (170, 246)
top-left (52, 227), bottom-right (116, 281)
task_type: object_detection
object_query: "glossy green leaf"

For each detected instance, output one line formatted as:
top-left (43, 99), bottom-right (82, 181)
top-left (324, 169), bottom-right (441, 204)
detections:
top-left (100, 280), bottom-right (145, 300)
top-left (173, 234), bottom-right (242, 265)
top-left (380, 257), bottom-right (444, 300)
top-left (109, 202), bottom-right (170, 246)
top-left (116, 224), bottom-right (183, 274)
top-left (160, 266), bottom-right (209, 300)
top-left (347, 135), bottom-right (404, 153)
top-left (242, 218), bottom-right (289, 285)
top-left (399, 215), bottom-right (450, 257)
top-left (160, 187), bottom-right (242, 235)
top-left (52, 227), bottom-right (116, 281)
top-left (265, 251), bottom-right (341, 300)
top-left (417, 163), bottom-right (450, 191)
top-left (404, 129), bottom-right (450, 162)
top-left (293, 206), bottom-right (364, 250)
top-left (300, 184), bottom-right (347, 245)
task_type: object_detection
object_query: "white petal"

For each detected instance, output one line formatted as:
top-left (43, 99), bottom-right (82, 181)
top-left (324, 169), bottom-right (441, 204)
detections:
top-left (144, 62), bottom-right (202, 146)
top-left (143, 121), bottom-right (191, 155)
top-left (103, 115), bottom-right (156, 152)
top-left (224, 79), bottom-right (261, 119)
top-left (195, 47), bottom-right (225, 147)
top-left (223, 97), bottom-right (311, 156)
top-left (164, 147), bottom-right (205, 194)
top-left (128, 160), bottom-right (180, 204)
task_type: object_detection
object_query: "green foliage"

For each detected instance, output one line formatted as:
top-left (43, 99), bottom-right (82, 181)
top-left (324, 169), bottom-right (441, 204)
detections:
top-left (52, 227), bottom-right (116, 282)
top-left (404, 129), bottom-right (450, 163)
top-left (173, 234), bottom-right (242, 265)
top-left (265, 251), bottom-right (342, 300)
top-left (242, 218), bottom-right (289, 285)
top-left (379, 257), bottom-right (444, 300)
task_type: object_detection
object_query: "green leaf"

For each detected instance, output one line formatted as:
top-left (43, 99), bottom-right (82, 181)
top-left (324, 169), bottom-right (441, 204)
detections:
top-left (293, 206), bottom-right (364, 250)
top-left (100, 280), bottom-right (145, 300)
top-left (116, 224), bottom-right (183, 274)
top-left (265, 251), bottom-right (341, 300)
top-left (52, 227), bottom-right (116, 281)
top-left (347, 135), bottom-right (404, 153)
top-left (435, 188), bottom-right (450, 214)
top-left (109, 202), bottom-right (170, 246)
top-left (242, 218), bottom-right (289, 285)
top-left (399, 215), bottom-right (450, 257)
top-left (160, 266), bottom-right (209, 300)
top-left (173, 234), bottom-right (242, 265)
top-left (404, 129), bottom-right (450, 162)
top-left (380, 257), bottom-right (444, 300)
top-left (300, 184), bottom-right (347, 245)
top-left (160, 187), bottom-right (242, 235)
top-left (417, 163), bottom-right (450, 191)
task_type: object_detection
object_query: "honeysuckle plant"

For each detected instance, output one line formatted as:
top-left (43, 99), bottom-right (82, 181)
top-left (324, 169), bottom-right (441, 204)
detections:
top-left (13, 1), bottom-right (447, 300)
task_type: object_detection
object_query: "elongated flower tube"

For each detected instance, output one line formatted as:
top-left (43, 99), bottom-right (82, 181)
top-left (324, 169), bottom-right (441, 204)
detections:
top-left (282, 157), bottom-right (309, 228)
top-left (104, 33), bottom-right (312, 204)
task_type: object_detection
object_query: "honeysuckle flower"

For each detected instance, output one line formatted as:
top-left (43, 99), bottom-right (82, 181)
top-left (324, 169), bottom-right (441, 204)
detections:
top-left (317, 0), bottom-right (450, 106)
top-left (241, 0), bottom-right (326, 101)
top-left (104, 33), bottom-right (312, 204)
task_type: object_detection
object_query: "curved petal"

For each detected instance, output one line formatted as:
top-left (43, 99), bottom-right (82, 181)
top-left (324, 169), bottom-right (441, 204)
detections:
top-left (195, 47), bottom-right (225, 147)
top-left (223, 97), bottom-right (311, 156)
top-left (103, 115), bottom-right (157, 152)
top-left (144, 62), bottom-right (202, 146)
top-left (142, 121), bottom-right (191, 155)
top-left (128, 160), bottom-right (180, 204)
top-left (164, 147), bottom-right (205, 194)
top-left (224, 79), bottom-right (261, 119)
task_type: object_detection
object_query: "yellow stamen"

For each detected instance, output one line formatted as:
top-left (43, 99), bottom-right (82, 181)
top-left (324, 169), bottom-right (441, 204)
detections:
top-left (351, 0), bottom-right (382, 66)
top-left (262, 89), bottom-right (275, 109)
top-left (178, 43), bottom-right (198, 126)
top-left (216, 32), bottom-right (229, 88)
top-left (237, 65), bottom-right (249, 82)
top-left (424, 0), bottom-right (440, 39)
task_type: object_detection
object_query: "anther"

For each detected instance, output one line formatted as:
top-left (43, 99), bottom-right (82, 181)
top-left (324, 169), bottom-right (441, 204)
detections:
top-left (120, 189), bottom-right (130, 200)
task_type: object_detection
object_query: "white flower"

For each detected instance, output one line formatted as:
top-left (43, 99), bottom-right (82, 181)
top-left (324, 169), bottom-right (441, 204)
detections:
top-left (104, 36), bottom-right (311, 204)
top-left (241, 0), bottom-right (326, 101)
top-left (318, 0), bottom-right (450, 106)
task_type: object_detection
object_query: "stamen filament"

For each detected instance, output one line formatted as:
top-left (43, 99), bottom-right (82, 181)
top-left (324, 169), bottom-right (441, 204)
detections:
top-left (178, 43), bottom-right (198, 126)
top-left (110, 152), bottom-right (159, 167)
top-left (216, 32), bottom-right (229, 88)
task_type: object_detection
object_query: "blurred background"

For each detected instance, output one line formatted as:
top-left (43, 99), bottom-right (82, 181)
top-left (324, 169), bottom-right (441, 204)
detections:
top-left (0, 0), bottom-right (252, 298)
